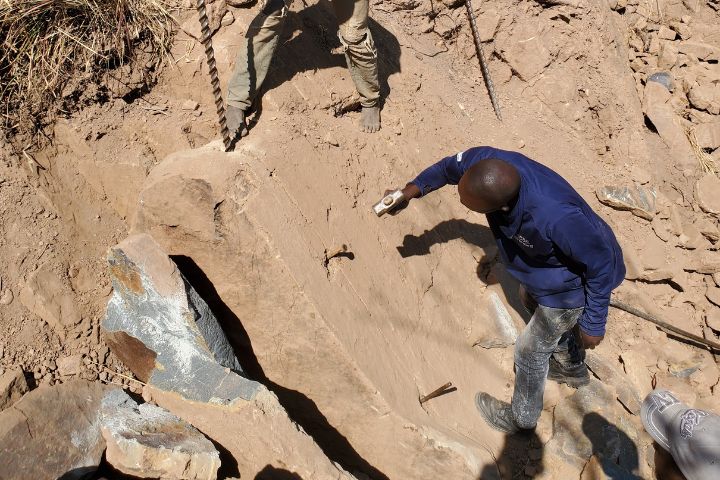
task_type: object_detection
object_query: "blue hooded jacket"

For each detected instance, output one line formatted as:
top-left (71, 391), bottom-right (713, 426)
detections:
top-left (411, 146), bottom-right (625, 336)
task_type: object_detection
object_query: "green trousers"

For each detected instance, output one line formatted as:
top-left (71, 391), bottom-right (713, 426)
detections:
top-left (227, 0), bottom-right (380, 110)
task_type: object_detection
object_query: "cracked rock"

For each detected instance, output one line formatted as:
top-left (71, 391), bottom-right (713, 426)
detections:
top-left (101, 390), bottom-right (220, 479)
top-left (696, 174), bottom-right (720, 216)
top-left (102, 233), bottom-right (257, 405)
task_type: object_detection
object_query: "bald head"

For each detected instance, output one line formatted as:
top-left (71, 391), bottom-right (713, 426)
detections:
top-left (458, 159), bottom-right (520, 214)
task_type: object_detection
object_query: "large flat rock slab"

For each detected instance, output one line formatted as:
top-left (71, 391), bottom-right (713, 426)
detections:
top-left (0, 380), bottom-right (116, 480)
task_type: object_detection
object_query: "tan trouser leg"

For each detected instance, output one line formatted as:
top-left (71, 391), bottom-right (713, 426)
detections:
top-left (226, 1), bottom-right (287, 110)
top-left (332, 0), bottom-right (380, 108)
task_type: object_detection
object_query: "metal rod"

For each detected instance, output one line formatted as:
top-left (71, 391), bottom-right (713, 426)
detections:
top-left (419, 382), bottom-right (453, 404)
top-left (610, 299), bottom-right (720, 352)
top-left (196, 0), bottom-right (232, 151)
top-left (464, 0), bottom-right (502, 121)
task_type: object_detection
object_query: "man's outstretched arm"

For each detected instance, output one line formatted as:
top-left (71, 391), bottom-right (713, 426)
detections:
top-left (384, 147), bottom-right (493, 212)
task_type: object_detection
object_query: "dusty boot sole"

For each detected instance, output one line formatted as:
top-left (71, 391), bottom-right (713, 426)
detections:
top-left (474, 392), bottom-right (520, 434)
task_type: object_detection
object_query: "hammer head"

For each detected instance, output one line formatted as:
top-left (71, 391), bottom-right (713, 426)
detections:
top-left (372, 189), bottom-right (404, 217)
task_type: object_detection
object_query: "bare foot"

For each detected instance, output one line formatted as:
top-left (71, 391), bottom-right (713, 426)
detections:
top-left (361, 105), bottom-right (381, 133)
top-left (225, 104), bottom-right (248, 140)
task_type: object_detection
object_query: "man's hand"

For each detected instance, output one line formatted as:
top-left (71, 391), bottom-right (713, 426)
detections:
top-left (381, 184), bottom-right (421, 216)
top-left (579, 330), bottom-right (604, 349)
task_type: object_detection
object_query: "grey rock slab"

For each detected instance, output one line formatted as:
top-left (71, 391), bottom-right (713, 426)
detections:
top-left (596, 185), bottom-right (657, 220)
top-left (101, 389), bottom-right (220, 479)
top-left (102, 233), bottom-right (259, 405)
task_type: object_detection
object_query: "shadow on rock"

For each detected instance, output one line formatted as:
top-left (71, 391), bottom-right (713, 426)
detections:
top-left (477, 430), bottom-right (544, 479)
top-left (581, 412), bottom-right (641, 479)
top-left (255, 465), bottom-right (304, 479)
top-left (171, 256), bottom-right (390, 480)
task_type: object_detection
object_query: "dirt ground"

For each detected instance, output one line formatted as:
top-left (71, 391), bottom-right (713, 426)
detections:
top-left (2, 0), bottom-right (720, 478)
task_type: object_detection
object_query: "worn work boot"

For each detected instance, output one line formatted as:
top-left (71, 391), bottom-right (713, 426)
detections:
top-left (225, 104), bottom-right (248, 140)
top-left (361, 105), bottom-right (381, 133)
top-left (547, 357), bottom-right (590, 388)
top-left (475, 392), bottom-right (521, 434)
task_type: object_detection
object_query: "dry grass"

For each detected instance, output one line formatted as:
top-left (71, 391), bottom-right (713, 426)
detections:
top-left (0, 0), bottom-right (180, 141)
top-left (686, 126), bottom-right (718, 175)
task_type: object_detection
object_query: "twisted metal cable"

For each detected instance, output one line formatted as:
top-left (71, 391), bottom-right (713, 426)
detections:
top-left (465, 0), bottom-right (502, 121)
top-left (196, 0), bottom-right (232, 151)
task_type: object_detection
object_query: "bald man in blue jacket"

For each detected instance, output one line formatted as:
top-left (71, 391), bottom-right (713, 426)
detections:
top-left (385, 146), bottom-right (625, 434)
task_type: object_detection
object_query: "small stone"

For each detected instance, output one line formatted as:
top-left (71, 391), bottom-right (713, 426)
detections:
top-left (693, 121), bottom-right (720, 150)
top-left (220, 9), bottom-right (234, 28)
top-left (0, 367), bottom-right (29, 411)
top-left (57, 354), bottom-right (83, 376)
top-left (705, 309), bottom-right (720, 332)
top-left (323, 133), bottom-right (339, 147)
top-left (697, 174), bottom-right (720, 216)
top-left (706, 285), bottom-right (720, 307)
top-left (0, 289), bottom-right (13, 306)
top-left (181, 100), bottom-right (199, 111)
top-left (630, 165), bottom-right (651, 185)
top-left (688, 84), bottom-right (720, 115)
top-left (596, 185), bottom-right (656, 220)
top-left (658, 42), bottom-right (678, 69)
top-left (651, 217), bottom-right (672, 242)
top-left (658, 26), bottom-right (677, 40)
top-left (713, 272), bottom-right (720, 287)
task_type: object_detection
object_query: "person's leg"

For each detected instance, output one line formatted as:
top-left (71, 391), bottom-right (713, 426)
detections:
top-left (332, 0), bottom-right (381, 132)
top-left (511, 306), bottom-right (583, 429)
top-left (226, 0), bottom-right (287, 137)
top-left (476, 305), bottom-right (583, 432)
top-left (549, 325), bottom-right (589, 384)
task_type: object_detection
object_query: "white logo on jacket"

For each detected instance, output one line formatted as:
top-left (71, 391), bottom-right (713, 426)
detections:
top-left (456, 151), bottom-right (464, 162)
top-left (514, 234), bottom-right (533, 248)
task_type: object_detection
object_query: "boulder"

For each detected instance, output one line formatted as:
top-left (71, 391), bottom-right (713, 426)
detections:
top-left (0, 380), bottom-right (116, 480)
top-left (103, 233), bottom-right (253, 404)
top-left (707, 309), bottom-right (720, 332)
top-left (101, 389), bottom-right (220, 479)
top-left (102, 234), bottom-right (357, 478)
top-left (642, 82), bottom-right (696, 168)
top-left (19, 263), bottom-right (80, 338)
top-left (131, 143), bottom-right (491, 479)
top-left (0, 367), bottom-right (28, 411)
top-left (696, 174), bottom-right (720, 216)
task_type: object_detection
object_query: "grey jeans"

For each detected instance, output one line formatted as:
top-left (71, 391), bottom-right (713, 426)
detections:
top-left (511, 304), bottom-right (585, 429)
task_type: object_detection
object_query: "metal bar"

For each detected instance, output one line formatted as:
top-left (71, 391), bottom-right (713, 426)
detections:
top-left (464, 0), bottom-right (502, 121)
top-left (610, 299), bottom-right (720, 352)
top-left (196, 0), bottom-right (232, 151)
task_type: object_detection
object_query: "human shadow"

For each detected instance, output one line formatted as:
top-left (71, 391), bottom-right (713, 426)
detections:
top-left (255, 465), bottom-right (304, 479)
top-left (242, 1), bottom-right (401, 122)
top-left (172, 256), bottom-right (390, 480)
top-left (477, 430), bottom-right (544, 479)
top-left (582, 412), bottom-right (641, 479)
top-left (396, 218), bottom-right (531, 322)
